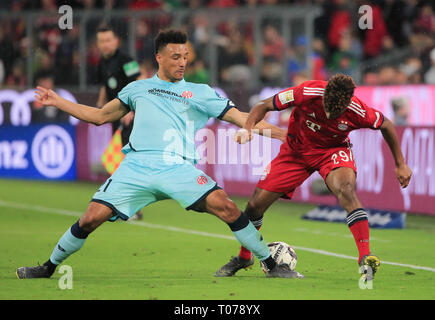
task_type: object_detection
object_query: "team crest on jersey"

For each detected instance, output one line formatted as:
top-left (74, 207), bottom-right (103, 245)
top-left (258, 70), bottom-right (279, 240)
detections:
top-left (278, 89), bottom-right (294, 105)
top-left (182, 90), bottom-right (193, 98)
top-left (197, 175), bottom-right (208, 185)
top-left (338, 121), bottom-right (349, 131)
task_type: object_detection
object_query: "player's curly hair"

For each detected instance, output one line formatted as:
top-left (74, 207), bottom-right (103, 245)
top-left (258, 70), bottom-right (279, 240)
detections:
top-left (154, 29), bottom-right (187, 55)
top-left (323, 74), bottom-right (356, 118)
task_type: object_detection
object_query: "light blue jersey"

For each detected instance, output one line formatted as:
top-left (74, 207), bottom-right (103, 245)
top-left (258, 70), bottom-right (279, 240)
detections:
top-left (118, 74), bottom-right (233, 163)
top-left (92, 74), bottom-right (234, 220)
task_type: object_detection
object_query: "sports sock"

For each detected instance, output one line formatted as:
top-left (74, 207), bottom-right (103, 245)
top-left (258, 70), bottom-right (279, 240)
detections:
top-left (227, 212), bottom-right (275, 270)
top-left (49, 220), bottom-right (90, 266)
top-left (347, 208), bottom-right (370, 263)
top-left (238, 216), bottom-right (263, 260)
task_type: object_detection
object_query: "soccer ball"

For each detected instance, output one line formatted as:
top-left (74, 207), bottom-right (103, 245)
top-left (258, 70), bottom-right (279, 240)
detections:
top-left (263, 241), bottom-right (297, 271)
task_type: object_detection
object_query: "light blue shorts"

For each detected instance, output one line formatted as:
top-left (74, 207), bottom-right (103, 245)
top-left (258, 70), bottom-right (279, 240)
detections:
top-left (91, 151), bottom-right (220, 221)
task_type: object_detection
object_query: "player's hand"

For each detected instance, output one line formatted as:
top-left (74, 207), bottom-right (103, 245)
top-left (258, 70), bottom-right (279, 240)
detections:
top-left (35, 86), bottom-right (60, 108)
top-left (395, 163), bottom-right (412, 188)
top-left (234, 128), bottom-right (252, 144)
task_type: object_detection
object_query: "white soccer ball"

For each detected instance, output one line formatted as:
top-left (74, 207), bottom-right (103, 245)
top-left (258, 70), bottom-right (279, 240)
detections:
top-left (264, 241), bottom-right (297, 271)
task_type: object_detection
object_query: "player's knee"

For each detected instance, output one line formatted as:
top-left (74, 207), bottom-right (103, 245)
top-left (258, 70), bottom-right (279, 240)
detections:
top-left (335, 180), bottom-right (357, 201)
top-left (79, 215), bottom-right (102, 233)
top-left (219, 199), bottom-right (240, 224)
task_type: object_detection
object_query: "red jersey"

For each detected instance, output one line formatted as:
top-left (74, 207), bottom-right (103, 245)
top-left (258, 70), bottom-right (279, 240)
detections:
top-left (273, 80), bottom-right (384, 151)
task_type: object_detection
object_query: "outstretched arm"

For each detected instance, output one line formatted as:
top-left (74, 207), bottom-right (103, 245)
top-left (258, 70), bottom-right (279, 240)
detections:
top-left (220, 105), bottom-right (286, 143)
top-left (224, 97), bottom-right (277, 144)
top-left (380, 116), bottom-right (412, 188)
top-left (35, 86), bottom-right (129, 126)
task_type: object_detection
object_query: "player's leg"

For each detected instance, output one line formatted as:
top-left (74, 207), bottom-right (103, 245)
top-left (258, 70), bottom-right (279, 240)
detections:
top-left (214, 187), bottom-right (283, 276)
top-left (192, 188), bottom-right (276, 269)
top-left (197, 188), bottom-right (302, 278)
top-left (237, 188), bottom-right (283, 255)
top-left (324, 166), bottom-right (380, 277)
top-left (120, 121), bottom-right (142, 221)
top-left (17, 154), bottom-right (154, 279)
top-left (158, 157), bottom-right (303, 278)
top-left (16, 202), bottom-right (114, 279)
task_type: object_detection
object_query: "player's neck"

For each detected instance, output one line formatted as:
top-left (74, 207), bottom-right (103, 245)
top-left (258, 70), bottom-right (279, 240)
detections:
top-left (156, 71), bottom-right (181, 84)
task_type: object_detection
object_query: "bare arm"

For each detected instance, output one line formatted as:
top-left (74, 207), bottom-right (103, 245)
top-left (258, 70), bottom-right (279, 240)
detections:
top-left (35, 86), bottom-right (129, 126)
top-left (380, 116), bottom-right (412, 188)
top-left (220, 106), bottom-right (286, 142)
top-left (96, 86), bottom-right (107, 107)
top-left (243, 96), bottom-right (276, 132)
top-left (227, 96), bottom-right (277, 143)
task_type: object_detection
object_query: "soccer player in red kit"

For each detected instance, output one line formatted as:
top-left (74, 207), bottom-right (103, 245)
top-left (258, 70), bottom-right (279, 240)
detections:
top-left (215, 74), bottom-right (412, 281)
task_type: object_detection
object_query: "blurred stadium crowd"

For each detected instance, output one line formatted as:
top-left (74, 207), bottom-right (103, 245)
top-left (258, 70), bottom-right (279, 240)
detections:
top-left (0, 0), bottom-right (434, 89)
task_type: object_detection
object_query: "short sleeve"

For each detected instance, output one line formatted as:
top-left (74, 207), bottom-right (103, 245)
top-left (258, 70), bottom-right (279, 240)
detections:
top-left (273, 81), bottom-right (327, 111)
top-left (350, 97), bottom-right (384, 130)
top-left (117, 82), bottom-right (136, 111)
top-left (198, 85), bottom-right (236, 119)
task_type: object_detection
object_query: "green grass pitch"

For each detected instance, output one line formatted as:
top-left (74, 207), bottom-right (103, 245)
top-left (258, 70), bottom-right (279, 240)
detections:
top-left (0, 178), bottom-right (434, 300)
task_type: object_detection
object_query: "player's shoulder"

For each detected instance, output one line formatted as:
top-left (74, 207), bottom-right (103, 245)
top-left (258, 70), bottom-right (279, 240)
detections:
top-left (299, 80), bottom-right (327, 90)
top-left (185, 81), bottom-right (212, 92)
top-left (345, 95), bottom-right (372, 120)
top-left (185, 81), bottom-right (220, 98)
top-left (120, 79), bottom-right (147, 92)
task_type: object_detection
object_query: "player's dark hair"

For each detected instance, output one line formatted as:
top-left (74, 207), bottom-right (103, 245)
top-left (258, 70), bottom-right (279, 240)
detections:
top-left (154, 29), bottom-right (187, 55)
top-left (323, 73), bottom-right (356, 117)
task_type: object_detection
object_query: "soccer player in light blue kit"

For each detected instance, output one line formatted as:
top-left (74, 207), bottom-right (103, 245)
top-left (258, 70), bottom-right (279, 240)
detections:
top-left (17, 30), bottom-right (302, 279)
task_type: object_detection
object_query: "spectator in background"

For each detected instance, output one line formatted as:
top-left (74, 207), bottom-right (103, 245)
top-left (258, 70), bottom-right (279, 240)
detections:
top-left (129, 0), bottom-right (163, 9)
top-left (400, 56), bottom-right (423, 84)
top-left (35, 0), bottom-right (61, 57)
top-left (55, 27), bottom-right (80, 86)
top-left (261, 24), bottom-right (284, 84)
top-left (377, 65), bottom-right (397, 85)
top-left (360, 2), bottom-right (389, 59)
top-left (208, 0), bottom-right (237, 8)
top-left (414, 2), bottom-right (435, 35)
top-left (135, 19), bottom-right (155, 67)
top-left (188, 14), bottom-right (210, 62)
top-left (0, 25), bottom-right (15, 83)
top-left (184, 59), bottom-right (210, 84)
top-left (33, 49), bottom-right (55, 79)
top-left (0, 58), bottom-right (4, 86)
top-left (328, 29), bottom-right (359, 78)
top-left (287, 36), bottom-right (327, 85)
top-left (327, 0), bottom-right (351, 52)
top-left (391, 97), bottom-right (410, 126)
top-left (424, 48), bottom-right (435, 84)
top-left (383, 0), bottom-right (413, 48)
top-left (6, 60), bottom-right (26, 88)
top-left (139, 59), bottom-right (156, 79)
top-left (218, 28), bottom-right (251, 85)
top-left (31, 72), bottom-right (70, 123)
top-left (262, 24), bottom-right (284, 62)
top-left (286, 35), bottom-right (308, 85)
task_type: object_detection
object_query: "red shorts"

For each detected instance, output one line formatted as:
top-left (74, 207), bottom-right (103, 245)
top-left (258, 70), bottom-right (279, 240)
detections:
top-left (257, 142), bottom-right (357, 199)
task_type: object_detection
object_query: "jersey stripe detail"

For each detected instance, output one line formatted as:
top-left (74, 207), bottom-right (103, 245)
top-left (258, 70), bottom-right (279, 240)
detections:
top-left (347, 105), bottom-right (366, 118)
top-left (303, 87), bottom-right (325, 96)
top-left (303, 87), bottom-right (325, 91)
top-left (350, 101), bottom-right (365, 113)
top-left (303, 92), bottom-right (325, 96)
